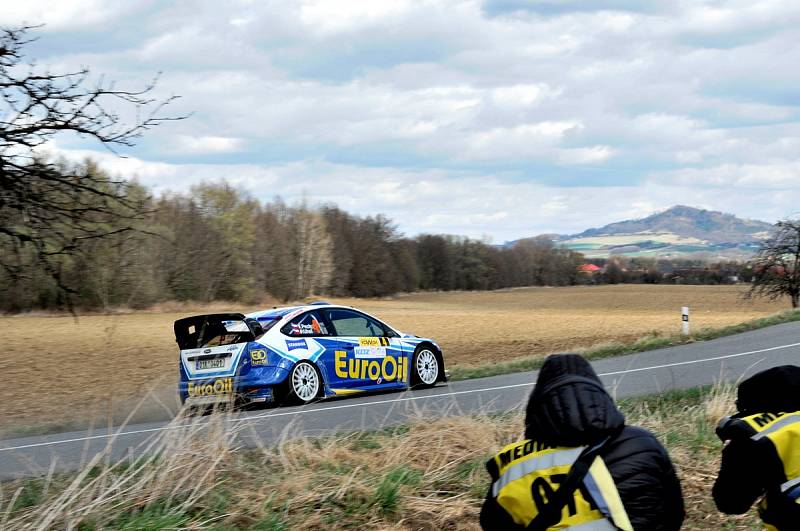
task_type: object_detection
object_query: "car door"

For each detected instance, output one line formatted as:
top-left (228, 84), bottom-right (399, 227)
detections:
top-left (323, 308), bottom-right (406, 391)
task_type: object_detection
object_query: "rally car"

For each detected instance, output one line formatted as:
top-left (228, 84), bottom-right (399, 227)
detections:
top-left (174, 302), bottom-right (446, 406)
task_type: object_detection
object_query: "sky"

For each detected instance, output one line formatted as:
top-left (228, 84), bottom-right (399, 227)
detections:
top-left (3, 0), bottom-right (800, 242)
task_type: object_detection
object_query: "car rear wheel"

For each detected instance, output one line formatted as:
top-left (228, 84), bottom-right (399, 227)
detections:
top-left (288, 361), bottom-right (321, 404)
top-left (412, 347), bottom-right (439, 388)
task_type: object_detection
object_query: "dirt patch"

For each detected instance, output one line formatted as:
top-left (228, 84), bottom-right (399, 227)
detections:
top-left (0, 285), bottom-right (786, 434)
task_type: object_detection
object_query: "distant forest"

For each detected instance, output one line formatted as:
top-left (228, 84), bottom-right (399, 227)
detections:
top-left (0, 161), bottom-right (754, 312)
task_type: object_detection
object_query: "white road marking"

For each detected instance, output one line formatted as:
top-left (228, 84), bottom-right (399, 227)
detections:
top-left (596, 341), bottom-right (800, 377)
top-left (2, 340), bottom-right (799, 453)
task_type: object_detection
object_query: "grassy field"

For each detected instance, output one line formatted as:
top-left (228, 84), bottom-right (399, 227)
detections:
top-left (0, 384), bottom-right (762, 530)
top-left (0, 285), bottom-right (788, 435)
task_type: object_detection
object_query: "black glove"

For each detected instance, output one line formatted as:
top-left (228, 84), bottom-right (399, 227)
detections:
top-left (716, 415), bottom-right (753, 442)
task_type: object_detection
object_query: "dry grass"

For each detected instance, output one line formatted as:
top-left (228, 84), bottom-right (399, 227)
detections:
top-left (0, 285), bottom-right (787, 435)
top-left (1, 408), bottom-right (238, 530)
top-left (1, 384), bottom-right (762, 530)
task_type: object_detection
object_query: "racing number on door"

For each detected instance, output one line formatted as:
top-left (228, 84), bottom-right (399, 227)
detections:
top-left (531, 474), bottom-right (599, 517)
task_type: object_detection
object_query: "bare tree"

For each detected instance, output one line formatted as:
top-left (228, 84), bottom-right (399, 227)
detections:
top-left (748, 219), bottom-right (800, 308)
top-left (294, 208), bottom-right (333, 299)
top-left (0, 26), bottom-right (184, 306)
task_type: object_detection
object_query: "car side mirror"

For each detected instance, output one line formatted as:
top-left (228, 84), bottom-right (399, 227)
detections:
top-left (245, 318), bottom-right (265, 338)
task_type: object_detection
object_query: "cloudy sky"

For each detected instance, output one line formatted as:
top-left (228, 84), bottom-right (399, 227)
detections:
top-left (4, 1), bottom-right (800, 241)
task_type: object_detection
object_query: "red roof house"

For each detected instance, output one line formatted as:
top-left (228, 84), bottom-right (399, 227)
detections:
top-left (578, 264), bottom-right (602, 273)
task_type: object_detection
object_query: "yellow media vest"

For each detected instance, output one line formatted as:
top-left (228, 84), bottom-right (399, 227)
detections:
top-left (739, 410), bottom-right (800, 527)
top-left (488, 439), bottom-right (632, 530)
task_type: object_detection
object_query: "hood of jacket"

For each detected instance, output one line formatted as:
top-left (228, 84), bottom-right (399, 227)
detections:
top-left (524, 354), bottom-right (625, 446)
top-left (736, 364), bottom-right (800, 415)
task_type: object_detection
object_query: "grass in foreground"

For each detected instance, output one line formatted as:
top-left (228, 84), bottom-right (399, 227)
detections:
top-left (449, 308), bottom-right (800, 380)
top-left (1, 385), bottom-right (761, 530)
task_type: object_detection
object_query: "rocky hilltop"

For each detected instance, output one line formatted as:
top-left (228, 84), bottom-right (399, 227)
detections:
top-left (572, 205), bottom-right (773, 245)
top-left (553, 206), bottom-right (774, 259)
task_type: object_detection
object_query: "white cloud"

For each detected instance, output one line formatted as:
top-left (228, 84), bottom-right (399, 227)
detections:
top-left (490, 84), bottom-right (556, 107)
top-left (464, 121), bottom-right (583, 159)
top-left (297, 0), bottom-right (417, 36)
top-left (555, 145), bottom-right (615, 165)
top-left (652, 162), bottom-right (800, 189)
top-left (172, 135), bottom-right (246, 154)
top-left (39, 143), bottom-right (796, 241)
top-left (0, 0), bottom-right (138, 30)
top-left (12, 0), bottom-right (800, 238)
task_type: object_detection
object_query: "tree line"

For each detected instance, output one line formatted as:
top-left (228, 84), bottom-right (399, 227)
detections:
top-left (4, 161), bottom-right (797, 312)
top-left (1, 163), bottom-right (590, 312)
top-left (587, 257), bottom-right (750, 285)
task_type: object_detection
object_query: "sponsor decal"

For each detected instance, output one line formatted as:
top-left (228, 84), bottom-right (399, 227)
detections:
top-left (359, 337), bottom-right (390, 347)
top-left (188, 377), bottom-right (233, 398)
top-left (286, 338), bottom-right (308, 351)
top-left (228, 345), bottom-right (239, 351)
top-left (354, 346), bottom-right (386, 358)
top-left (290, 316), bottom-right (328, 336)
top-left (311, 316), bottom-right (327, 334)
top-left (334, 350), bottom-right (406, 383)
top-left (250, 349), bottom-right (268, 365)
top-left (284, 309), bottom-right (304, 321)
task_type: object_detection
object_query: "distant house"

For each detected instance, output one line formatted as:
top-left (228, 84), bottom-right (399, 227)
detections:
top-left (578, 264), bottom-right (602, 274)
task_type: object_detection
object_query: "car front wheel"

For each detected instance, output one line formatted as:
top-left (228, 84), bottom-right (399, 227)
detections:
top-left (411, 347), bottom-right (439, 388)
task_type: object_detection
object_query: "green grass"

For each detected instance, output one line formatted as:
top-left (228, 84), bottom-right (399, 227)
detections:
top-left (449, 309), bottom-right (800, 380)
top-left (372, 467), bottom-right (423, 516)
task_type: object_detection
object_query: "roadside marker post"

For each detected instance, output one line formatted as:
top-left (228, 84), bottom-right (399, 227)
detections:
top-left (682, 306), bottom-right (690, 335)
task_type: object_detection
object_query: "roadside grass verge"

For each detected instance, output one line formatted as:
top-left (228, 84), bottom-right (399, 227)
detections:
top-left (449, 308), bottom-right (800, 380)
top-left (1, 385), bottom-right (761, 530)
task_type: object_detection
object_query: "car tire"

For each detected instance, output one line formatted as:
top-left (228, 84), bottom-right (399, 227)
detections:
top-left (286, 361), bottom-right (322, 404)
top-left (411, 346), bottom-right (440, 388)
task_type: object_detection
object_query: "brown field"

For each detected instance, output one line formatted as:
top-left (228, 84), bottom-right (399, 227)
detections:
top-left (0, 284), bottom-right (786, 435)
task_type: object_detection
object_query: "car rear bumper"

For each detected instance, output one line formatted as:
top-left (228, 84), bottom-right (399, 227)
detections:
top-left (179, 367), bottom-right (290, 404)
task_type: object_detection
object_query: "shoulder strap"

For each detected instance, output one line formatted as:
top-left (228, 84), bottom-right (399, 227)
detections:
top-left (525, 436), bottom-right (611, 531)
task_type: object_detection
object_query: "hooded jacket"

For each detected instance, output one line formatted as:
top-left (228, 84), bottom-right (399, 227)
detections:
top-left (480, 354), bottom-right (684, 530)
top-left (713, 365), bottom-right (800, 530)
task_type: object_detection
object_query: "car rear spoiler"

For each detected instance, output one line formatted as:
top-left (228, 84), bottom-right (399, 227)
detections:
top-left (174, 313), bottom-right (265, 350)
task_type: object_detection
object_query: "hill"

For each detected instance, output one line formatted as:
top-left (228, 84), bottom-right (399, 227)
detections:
top-left (557, 205), bottom-right (774, 259)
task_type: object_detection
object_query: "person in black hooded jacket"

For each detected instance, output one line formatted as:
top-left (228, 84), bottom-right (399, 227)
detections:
top-left (480, 354), bottom-right (684, 530)
top-left (712, 365), bottom-right (800, 530)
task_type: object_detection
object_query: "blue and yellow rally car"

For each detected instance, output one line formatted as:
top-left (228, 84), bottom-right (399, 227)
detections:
top-left (174, 303), bottom-right (446, 406)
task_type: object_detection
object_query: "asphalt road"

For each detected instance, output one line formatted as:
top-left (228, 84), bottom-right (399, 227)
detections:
top-left (1, 321), bottom-right (799, 480)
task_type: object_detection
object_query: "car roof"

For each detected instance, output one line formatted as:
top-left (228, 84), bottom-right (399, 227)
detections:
top-left (246, 303), bottom-right (348, 322)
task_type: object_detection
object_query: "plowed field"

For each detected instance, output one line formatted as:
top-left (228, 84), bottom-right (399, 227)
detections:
top-left (0, 285), bottom-right (785, 435)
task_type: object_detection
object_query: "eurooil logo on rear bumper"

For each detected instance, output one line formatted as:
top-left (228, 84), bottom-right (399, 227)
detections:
top-left (188, 377), bottom-right (233, 398)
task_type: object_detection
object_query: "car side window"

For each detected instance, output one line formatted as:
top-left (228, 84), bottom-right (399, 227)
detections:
top-left (325, 309), bottom-right (387, 337)
top-left (281, 310), bottom-right (329, 337)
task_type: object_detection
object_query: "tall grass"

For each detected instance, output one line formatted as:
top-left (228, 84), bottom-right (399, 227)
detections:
top-left (1, 408), bottom-right (237, 530)
top-left (1, 385), bottom-right (761, 530)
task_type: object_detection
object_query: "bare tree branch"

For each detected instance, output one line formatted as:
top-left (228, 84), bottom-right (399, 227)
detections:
top-left (747, 219), bottom-right (800, 309)
top-left (0, 25), bottom-right (187, 310)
